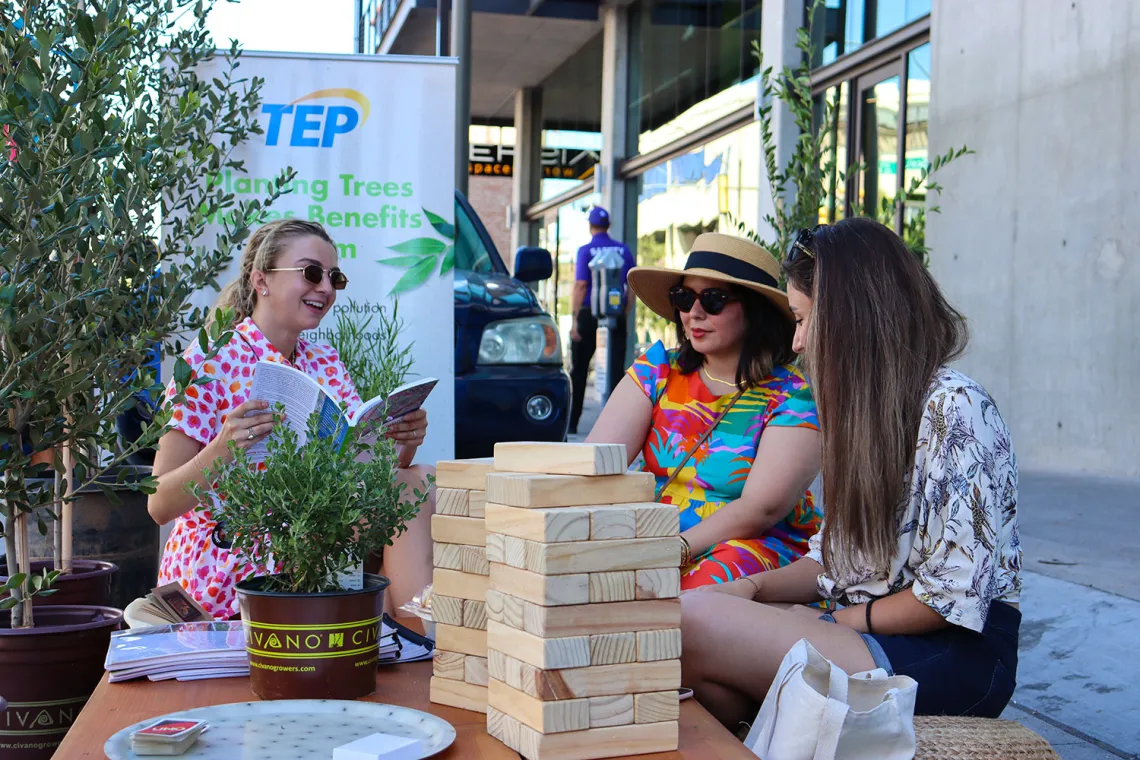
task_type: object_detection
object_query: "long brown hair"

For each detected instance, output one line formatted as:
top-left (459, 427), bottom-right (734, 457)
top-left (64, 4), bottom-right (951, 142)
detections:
top-left (783, 218), bottom-right (967, 578)
top-left (211, 219), bottom-right (334, 326)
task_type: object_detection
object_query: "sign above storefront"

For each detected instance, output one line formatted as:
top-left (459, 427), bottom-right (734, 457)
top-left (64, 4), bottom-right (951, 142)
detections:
top-left (469, 144), bottom-right (598, 179)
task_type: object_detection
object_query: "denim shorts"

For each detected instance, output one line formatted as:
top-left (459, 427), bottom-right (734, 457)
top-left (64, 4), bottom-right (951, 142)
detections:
top-left (819, 600), bottom-right (1021, 718)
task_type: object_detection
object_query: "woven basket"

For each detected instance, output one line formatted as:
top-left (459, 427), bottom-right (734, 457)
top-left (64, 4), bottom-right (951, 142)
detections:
top-left (915, 716), bottom-right (1061, 760)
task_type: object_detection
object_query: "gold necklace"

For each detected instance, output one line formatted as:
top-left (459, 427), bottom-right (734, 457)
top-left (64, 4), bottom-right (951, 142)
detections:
top-left (702, 367), bottom-right (739, 388)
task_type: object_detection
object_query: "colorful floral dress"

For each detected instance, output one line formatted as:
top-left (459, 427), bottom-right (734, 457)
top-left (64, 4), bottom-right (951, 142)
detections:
top-left (157, 317), bottom-right (362, 619)
top-left (627, 341), bottom-right (821, 588)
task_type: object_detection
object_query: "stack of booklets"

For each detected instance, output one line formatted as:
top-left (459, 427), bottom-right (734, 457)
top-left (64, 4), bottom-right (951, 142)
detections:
top-left (105, 618), bottom-right (426, 682)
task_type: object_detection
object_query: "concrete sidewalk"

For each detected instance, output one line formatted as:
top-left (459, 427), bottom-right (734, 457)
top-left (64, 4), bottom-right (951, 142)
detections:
top-left (571, 386), bottom-right (1139, 759)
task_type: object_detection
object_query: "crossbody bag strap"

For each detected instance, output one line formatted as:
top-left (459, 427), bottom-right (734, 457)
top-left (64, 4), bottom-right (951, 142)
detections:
top-left (654, 386), bottom-right (746, 501)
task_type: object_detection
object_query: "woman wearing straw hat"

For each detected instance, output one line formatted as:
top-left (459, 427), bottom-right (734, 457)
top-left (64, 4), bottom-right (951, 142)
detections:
top-left (680, 218), bottom-right (1021, 724)
top-left (587, 232), bottom-right (822, 590)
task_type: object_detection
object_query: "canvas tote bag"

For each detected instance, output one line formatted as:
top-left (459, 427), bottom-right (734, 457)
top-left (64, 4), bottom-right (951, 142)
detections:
top-left (743, 638), bottom-right (918, 760)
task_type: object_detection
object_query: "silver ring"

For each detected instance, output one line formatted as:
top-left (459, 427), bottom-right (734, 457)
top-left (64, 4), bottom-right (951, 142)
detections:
top-left (247, 428), bottom-right (255, 441)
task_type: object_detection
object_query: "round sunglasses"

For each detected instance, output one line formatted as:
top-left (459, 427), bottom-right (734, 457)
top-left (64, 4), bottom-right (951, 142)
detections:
top-left (668, 285), bottom-right (737, 315)
top-left (265, 264), bottom-right (348, 290)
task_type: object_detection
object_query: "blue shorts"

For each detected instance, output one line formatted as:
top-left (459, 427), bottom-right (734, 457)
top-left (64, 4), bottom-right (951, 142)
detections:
top-left (820, 600), bottom-right (1020, 718)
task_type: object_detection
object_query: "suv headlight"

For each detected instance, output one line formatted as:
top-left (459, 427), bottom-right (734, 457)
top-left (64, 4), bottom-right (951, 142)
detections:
top-left (478, 317), bottom-right (562, 365)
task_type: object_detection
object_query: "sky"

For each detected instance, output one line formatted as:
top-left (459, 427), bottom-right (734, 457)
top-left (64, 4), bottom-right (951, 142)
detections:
top-left (204, 0), bottom-right (356, 54)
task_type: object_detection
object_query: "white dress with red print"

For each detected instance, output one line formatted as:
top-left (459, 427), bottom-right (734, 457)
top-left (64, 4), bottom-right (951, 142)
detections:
top-left (158, 317), bottom-right (363, 619)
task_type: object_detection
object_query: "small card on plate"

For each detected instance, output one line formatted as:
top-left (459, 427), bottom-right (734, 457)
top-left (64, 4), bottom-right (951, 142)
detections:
top-left (133, 719), bottom-right (207, 742)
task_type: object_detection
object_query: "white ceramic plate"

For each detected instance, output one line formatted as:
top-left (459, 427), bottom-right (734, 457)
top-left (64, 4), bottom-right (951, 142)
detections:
top-left (104, 699), bottom-right (456, 759)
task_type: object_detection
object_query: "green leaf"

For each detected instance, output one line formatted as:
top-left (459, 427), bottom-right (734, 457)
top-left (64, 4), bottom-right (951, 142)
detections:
top-left (389, 256), bottom-right (438, 296)
top-left (440, 245), bottom-right (455, 276)
top-left (388, 238), bottom-right (447, 256)
top-left (1, 574), bottom-right (26, 593)
top-left (377, 255), bottom-right (434, 268)
top-left (423, 209), bottom-right (455, 240)
top-left (174, 356), bottom-right (192, 389)
top-left (0, 598), bottom-right (18, 611)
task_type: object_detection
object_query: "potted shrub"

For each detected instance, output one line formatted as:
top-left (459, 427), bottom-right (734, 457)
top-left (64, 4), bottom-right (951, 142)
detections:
top-left (196, 412), bottom-right (430, 701)
top-left (0, 1), bottom-right (285, 755)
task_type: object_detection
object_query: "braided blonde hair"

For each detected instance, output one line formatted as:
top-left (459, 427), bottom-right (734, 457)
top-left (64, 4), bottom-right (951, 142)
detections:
top-left (212, 219), bottom-right (335, 326)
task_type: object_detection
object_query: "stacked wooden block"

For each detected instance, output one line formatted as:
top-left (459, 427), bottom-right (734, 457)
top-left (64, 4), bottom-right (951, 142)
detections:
top-left (483, 442), bottom-right (683, 760)
top-left (429, 457), bottom-right (496, 712)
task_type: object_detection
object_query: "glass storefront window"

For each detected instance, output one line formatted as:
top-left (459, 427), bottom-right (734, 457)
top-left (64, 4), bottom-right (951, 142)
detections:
top-left (815, 0), bottom-right (931, 65)
top-left (632, 121), bottom-right (761, 349)
top-left (857, 75), bottom-right (900, 223)
top-left (629, 0), bottom-right (762, 154)
top-left (902, 43), bottom-right (930, 252)
top-left (816, 82), bottom-right (849, 224)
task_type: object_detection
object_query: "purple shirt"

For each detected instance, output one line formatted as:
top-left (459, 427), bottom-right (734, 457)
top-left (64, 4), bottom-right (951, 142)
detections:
top-left (575, 233), bottom-right (636, 311)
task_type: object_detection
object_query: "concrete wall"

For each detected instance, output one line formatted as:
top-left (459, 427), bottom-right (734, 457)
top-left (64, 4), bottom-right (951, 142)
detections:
top-left (927, 0), bottom-right (1140, 477)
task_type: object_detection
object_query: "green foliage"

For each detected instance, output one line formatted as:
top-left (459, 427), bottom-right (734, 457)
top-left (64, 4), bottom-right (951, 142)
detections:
top-left (743, 0), bottom-right (970, 269)
top-left (380, 207), bottom-right (455, 295)
top-left (194, 410), bottom-right (429, 595)
top-left (0, 0), bottom-right (284, 625)
top-left (329, 299), bottom-right (414, 403)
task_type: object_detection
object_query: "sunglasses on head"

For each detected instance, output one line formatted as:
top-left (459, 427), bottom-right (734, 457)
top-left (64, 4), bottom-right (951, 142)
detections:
top-left (265, 264), bottom-right (348, 290)
top-left (785, 227), bottom-right (818, 264)
top-left (668, 285), bottom-right (737, 316)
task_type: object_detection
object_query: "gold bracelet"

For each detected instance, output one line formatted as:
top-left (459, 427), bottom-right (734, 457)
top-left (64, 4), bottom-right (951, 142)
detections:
top-left (741, 575), bottom-right (760, 601)
top-left (678, 535), bottom-right (693, 567)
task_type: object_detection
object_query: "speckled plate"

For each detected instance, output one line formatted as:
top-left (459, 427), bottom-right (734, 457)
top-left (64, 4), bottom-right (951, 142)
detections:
top-left (104, 700), bottom-right (456, 759)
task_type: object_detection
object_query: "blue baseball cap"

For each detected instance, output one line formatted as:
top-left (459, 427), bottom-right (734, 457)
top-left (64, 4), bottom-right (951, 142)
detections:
top-left (588, 206), bottom-right (610, 227)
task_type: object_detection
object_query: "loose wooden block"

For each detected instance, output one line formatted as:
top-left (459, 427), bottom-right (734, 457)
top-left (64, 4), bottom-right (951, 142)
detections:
top-left (588, 571), bottom-right (636, 603)
top-left (635, 691), bottom-right (680, 723)
top-left (485, 503), bottom-right (590, 543)
top-left (436, 487), bottom-right (470, 516)
top-left (588, 505), bottom-right (637, 540)
top-left (435, 622), bottom-right (488, 657)
top-left (485, 533), bottom-right (505, 564)
top-left (435, 457), bottom-right (496, 490)
top-left (430, 514), bottom-right (486, 547)
top-left (493, 442), bottom-right (626, 477)
top-left (513, 536), bottom-right (681, 576)
top-left (465, 655), bottom-right (489, 686)
top-left (431, 594), bottom-right (465, 626)
top-left (489, 595), bottom-right (680, 638)
top-left (463, 599), bottom-right (488, 631)
top-left (433, 650), bottom-right (465, 680)
top-left (588, 632), bottom-right (637, 665)
top-left (635, 503), bottom-right (680, 538)
top-left (489, 562), bottom-right (590, 607)
top-left (487, 707), bottom-right (679, 760)
top-left (637, 628), bottom-right (682, 662)
top-left (635, 568), bottom-right (681, 600)
top-left (502, 534), bottom-right (529, 568)
top-left (432, 568), bottom-right (490, 601)
top-left (430, 676), bottom-right (487, 713)
top-left (433, 541), bottom-right (463, 571)
top-left (485, 472), bottom-right (654, 509)
top-left (533, 660), bottom-right (681, 700)
top-left (488, 678), bottom-right (590, 734)
top-left (459, 544), bottom-right (490, 576)
top-left (468, 489), bottom-right (486, 518)
top-left (485, 621), bottom-right (590, 670)
top-left (589, 695), bottom-right (634, 728)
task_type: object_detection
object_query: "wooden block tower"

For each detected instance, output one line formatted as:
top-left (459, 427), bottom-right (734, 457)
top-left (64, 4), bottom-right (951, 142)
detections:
top-left (429, 457), bottom-right (496, 713)
top-left (483, 442), bottom-right (683, 760)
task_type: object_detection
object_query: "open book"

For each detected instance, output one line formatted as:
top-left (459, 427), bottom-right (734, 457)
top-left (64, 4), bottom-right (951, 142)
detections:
top-left (246, 360), bottom-right (437, 460)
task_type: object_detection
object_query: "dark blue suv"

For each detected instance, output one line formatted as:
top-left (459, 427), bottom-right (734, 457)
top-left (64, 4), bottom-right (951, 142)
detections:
top-left (452, 192), bottom-right (570, 458)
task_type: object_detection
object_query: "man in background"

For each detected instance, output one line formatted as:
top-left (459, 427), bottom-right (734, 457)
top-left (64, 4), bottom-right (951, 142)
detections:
top-left (568, 206), bottom-right (636, 435)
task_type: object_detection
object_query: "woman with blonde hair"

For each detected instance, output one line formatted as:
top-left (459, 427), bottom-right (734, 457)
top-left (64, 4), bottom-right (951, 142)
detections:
top-left (148, 219), bottom-right (434, 618)
top-left (681, 218), bottom-right (1021, 725)
top-left (587, 232), bottom-right (822, 589)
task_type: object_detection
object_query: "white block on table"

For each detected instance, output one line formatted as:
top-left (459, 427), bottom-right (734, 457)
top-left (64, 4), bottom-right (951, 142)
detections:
top-left (332, 733), bottom-right (422, 760)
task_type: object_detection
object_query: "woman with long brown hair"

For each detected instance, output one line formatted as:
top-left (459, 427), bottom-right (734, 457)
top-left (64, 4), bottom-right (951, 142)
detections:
top-left (681, 218), bottom-right (1021, 725)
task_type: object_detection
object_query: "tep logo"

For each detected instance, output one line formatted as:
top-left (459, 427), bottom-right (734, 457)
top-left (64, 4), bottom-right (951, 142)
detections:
top-left (261, 89), bottom-right (370, 148)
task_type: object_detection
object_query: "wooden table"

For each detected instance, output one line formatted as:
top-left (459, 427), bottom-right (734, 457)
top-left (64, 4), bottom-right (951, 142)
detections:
top-left (54, 626), bottom-right (751, 759)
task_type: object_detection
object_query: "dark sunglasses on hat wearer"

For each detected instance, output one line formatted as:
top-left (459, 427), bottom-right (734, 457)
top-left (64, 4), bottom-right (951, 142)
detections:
top-left (264, 264), bottom-right (349, 290)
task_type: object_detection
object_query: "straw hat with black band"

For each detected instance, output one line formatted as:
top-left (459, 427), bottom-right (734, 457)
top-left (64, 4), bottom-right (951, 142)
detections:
top-left (626, 232), bottom-right (792, 323)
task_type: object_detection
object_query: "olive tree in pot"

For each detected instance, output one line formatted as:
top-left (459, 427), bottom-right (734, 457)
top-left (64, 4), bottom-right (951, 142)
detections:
top-left (196, 413), bottom-right (430, 701)
top-left (0, 0), bottom-right (283, 754)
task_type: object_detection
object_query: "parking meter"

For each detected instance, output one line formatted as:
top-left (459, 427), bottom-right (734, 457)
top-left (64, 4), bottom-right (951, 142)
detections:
top-left (588, 246), bottom-right (626, 330)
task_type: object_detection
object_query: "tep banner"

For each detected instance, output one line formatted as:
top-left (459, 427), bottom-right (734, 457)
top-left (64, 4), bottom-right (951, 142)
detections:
top-left (190, 52), bottom-right (458, 462)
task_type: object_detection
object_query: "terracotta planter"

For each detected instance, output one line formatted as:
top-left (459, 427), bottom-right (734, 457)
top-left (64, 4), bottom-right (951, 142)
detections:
top-left (0, 559), bottom-right (116, 608)
top-left (237, 574), bottom-right (390, 701)
top-left (0, 606), bottom-right (122, 760)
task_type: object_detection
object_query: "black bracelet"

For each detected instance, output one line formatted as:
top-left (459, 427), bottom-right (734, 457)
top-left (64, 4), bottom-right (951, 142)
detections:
top-left (865, 598), bottom-right (876, 635)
